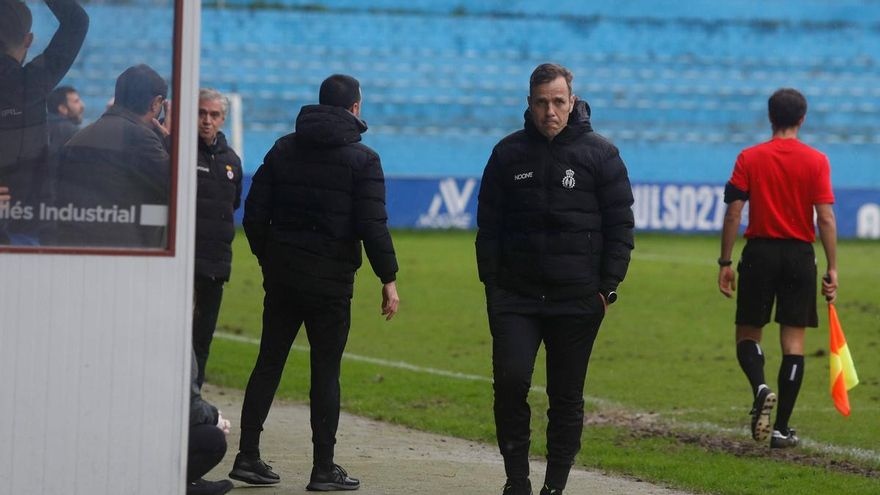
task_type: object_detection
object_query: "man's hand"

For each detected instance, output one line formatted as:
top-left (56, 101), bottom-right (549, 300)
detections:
top-left (719, 265), bottom-right (736, 298)
top-left (822, 270), bottom-right (838, 304)
top-left (216, 411), bottom-right (231, 435)
top-left (0, 186), bottom-right (9, 203)
top-left (152, 99), bottom-right (173, 138)
top-left (381, 281), bottom-right (399, 321)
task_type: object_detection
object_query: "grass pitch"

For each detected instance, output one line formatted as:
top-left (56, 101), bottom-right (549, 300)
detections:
top-left (211, 230), bottom-right (880, 494)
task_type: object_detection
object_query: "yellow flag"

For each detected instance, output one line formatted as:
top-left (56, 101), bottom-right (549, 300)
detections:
top-left (829, 303), bottom-right (858, 416)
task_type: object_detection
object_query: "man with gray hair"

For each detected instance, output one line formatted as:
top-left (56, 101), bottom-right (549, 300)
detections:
top-left (192, 88), bottom-right (242, 388)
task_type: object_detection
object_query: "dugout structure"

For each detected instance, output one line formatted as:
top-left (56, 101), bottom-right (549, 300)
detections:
top-left (0, 1), bottom-right (202, 494)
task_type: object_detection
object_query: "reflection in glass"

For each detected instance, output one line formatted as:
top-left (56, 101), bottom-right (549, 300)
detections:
top-left (0, 0), bottom-right (175, 250)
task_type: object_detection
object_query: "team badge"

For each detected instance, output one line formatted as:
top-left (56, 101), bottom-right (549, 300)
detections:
top-left (226, 164), bottom-right (234, 180)
top-left (562, 169), bottom-right (576, 189)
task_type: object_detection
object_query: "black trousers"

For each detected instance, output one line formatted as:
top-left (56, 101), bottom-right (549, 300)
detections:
top-left (193, 276), bottom-right (225, 388)
top-left (487, 286), bottom-right (604, 486)
top-left (239, 281), bottom-right (351, 469)
top-left (188, 424), bottom-right (227, 483)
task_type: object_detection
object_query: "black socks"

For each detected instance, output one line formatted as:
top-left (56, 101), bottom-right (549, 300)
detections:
top-left (774, 354), bottom-right (805, 434)
top-left (736, 340), bottom-right (766, 396)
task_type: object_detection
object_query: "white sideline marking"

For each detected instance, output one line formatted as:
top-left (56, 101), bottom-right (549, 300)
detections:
top-left (216, 332), bottom-right (611, 404)
top-left (215, 332), bottom-right (880, 463)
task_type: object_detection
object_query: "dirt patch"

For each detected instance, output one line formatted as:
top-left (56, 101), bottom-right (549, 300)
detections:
top-left (584, 410), bottom-right (880, 478)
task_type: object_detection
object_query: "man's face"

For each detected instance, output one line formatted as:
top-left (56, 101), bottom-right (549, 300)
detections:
top-left (527, 76), bottom-right (575, 140)
top-left (198, 98), bottom-right (225, 144)
top-left (61, 91), bottom-right (85, 125)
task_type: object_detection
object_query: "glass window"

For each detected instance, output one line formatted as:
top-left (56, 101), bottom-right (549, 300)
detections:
top-left (0, 0), bottom-right (179, 253)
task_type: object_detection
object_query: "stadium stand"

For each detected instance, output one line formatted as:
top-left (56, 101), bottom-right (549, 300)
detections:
top-left (27, 1), bottom-right (880, 186)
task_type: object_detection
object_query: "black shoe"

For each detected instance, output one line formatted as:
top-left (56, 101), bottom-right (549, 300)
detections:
top-left (770, 428), bottom-right (800, 449)
top-left (502, 478), bottom-right (533, 495)
top-left (306, 463), bottom-right (360, 491)
top-left (187, 478), bottom-right (233, 495)
top-left (749, 386), bottom-right (777, 442)
top-left (228, 453), bottom-right (281, 485)
top-left (540, 484), bottom-right (563, 495)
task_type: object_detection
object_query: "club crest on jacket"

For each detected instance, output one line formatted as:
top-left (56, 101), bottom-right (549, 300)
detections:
top-left (562, 169), bottom-right (576, 189)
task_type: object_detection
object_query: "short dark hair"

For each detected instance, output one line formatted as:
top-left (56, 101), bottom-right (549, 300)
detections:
top-left (319, 74), bottom-right (361, 109)
top-left (114, 64), bottom-right (167, 115)
top-left (529, 63), bottom-right (573, 96)
top-left (768, 88), bottom-right (807, 131)
top-left (0, 0), bottom-right (32, 52)
top-left (48, 86), bottom-right (77, 115)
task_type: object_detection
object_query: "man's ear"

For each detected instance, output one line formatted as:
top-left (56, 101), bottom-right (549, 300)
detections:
top-left (57, 104), bottom-right (69, 117)
top-left (24, 32), bottom-right (33, 49)
top-left (349, 100), bottom-right (361, 118)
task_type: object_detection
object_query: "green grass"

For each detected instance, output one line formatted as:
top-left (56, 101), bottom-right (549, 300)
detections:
top-left (213, 230), bottom-right (880, 494)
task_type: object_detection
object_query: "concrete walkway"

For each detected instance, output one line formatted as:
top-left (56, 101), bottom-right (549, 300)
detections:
top-left (202, 385), bottom-right (693, 494)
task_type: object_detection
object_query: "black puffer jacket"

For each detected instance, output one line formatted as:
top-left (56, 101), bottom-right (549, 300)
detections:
top-left (475, 100), bottom-right (634, 300)
top-left (243, 105), bottom-right (398, 298)
top-left (195, 132), bottom-right (242, 281)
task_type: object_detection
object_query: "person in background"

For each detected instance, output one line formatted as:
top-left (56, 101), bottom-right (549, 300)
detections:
top-left (192, 88), bottom-right (243, 388)
top-left (719, 87), bottom-right (838, 449)
top-left (57, 64), bottom-right (171, 248)
top-left (188, 349), bottom-right (234, 495)
top-left (47, 85), bottom-right (85, 154)
top-left (0, 0), bottom-right (88, 244)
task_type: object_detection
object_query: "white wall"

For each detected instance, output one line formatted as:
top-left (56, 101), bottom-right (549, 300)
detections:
top-left (0, 2), bottom-right (201, 494)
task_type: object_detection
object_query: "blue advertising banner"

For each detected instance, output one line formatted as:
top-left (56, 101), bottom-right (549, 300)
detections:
top-left (234, 176), bottom-right (880, 239)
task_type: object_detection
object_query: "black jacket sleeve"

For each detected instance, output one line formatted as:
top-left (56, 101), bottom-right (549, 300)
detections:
top-left (31, 0), bottom-right (89, 92)
top-left (190, 351), bottom-right (219, 427)
top-left (353, 152), bottom-right (398, 283)
top-left (233, 155), bottom-right (243, 211)
top-left (475, 149), bottom-right (502, 285)
top-left (242, 149), bottom-right (275, 262)
top-left (595, 148), bottom-right (635, 292)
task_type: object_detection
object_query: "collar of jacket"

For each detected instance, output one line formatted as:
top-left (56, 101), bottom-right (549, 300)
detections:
top-left (523, 99), bottom-right (593, 144)
top-left (295, 104), bottom-right (368, 146)
top-left (198, 130), bottom-right (228, 154)
top-left (104, 104), bottom-right (154, 128)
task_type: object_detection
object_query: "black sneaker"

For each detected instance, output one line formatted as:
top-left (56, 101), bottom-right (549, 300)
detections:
top-left (306, 464), bottom-right (360, 491)
top-left (770, 429), bottom-right (800, 449)
top-left (539, 484), bottom-right (563, 495)
top-left (502, 478), bottom-right (533, 495)
top-left (749, 386), bottom-right (777, 442)
top-left (187, 478), bottom-right (233, 495)
top-left (228, 453), bottom-right (281, 485)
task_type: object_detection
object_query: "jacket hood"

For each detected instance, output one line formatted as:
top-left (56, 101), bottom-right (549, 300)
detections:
top-left (523, 99), bottom-right (593, 141)
top-left (295, 104), bottom-right (367, 146)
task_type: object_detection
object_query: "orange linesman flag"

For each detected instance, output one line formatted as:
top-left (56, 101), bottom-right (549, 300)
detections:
top-left (828, 303), bottom-right (859, 416)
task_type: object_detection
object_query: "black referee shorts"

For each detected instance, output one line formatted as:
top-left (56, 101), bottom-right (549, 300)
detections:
top-left (736, 238), bottom-right (818, 328)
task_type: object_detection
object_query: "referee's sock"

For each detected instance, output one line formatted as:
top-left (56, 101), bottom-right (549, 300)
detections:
top-left (774, 354), bottom-right (805, 434)
top-left (736, 340), bottom-right (766, 396)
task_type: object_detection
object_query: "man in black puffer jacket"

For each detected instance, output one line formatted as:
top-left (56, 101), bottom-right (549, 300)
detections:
top-left (230, 74), bottom-right (399, 491)
top-left (192, 88), bottom-right (242, 389)
top-left (476, 63), bottom-right (634, 495)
